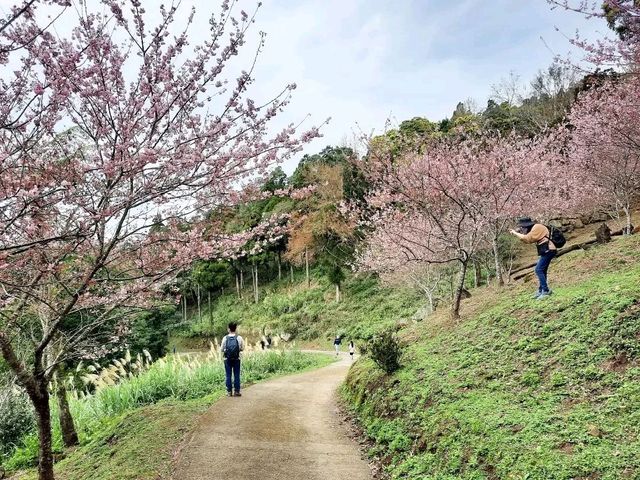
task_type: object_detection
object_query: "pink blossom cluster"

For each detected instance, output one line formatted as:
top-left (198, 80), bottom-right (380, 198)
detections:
top-left (548, 1), bottom-right (640, 69)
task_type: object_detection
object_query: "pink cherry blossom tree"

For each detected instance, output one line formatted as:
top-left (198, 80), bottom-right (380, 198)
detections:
top-left (357, 137), bottom-right (487, 319)
top-left (547, 2), bottom-right (640, 231)
top-left (563, 76), bottom-right (640, 232)
top-left (356, 132), bottom-right (570, 316)
top-left (548, 1), bottom-right (640, 69)
top-left (0, 2), bottom-right (317, 479)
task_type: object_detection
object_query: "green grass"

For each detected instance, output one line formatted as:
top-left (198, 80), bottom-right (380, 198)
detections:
top-left (48, 397), bottom-right (217, 480)
top-left (175, 273), bottom-right (423, 344)
top-left (6, 350), bottom-right (333, 479)
top-left (343, 236), bottom-right (640, 479)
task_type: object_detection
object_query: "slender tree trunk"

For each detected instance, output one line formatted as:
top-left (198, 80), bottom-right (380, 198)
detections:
top-left (305, 248), bottom-right (310, 288)
top-left (55, 372), bottom-right (79, 447)
top-left (197, 284), bottom-right (201, 322)
top-left (451, 258), bottom-right (469, 320)
top-left (240, 269), bottom-right (244, 290)
top-left (253, 263), bottom-right (259, 303)
top-left (33, 386), bottom-right (55, 480)
top-left (492, 236), bottom-right (504, 286)
top-left (290, 264), bottom-right (294, 283)
top-left (623, 204), bottom-right (632, 235)
top-left (277, 252), bottom-right (282, 281)
top-left (473, 261), bottom-right (481, 289)
top-left (250, 266), bottom-right (254, 298)
top-left (182, 296), bottom-right (186, 322)
top-left (425, 289), bottom-right (434, 313)
top-left (208, 292), bottom-right (212, 326)
top-left (235, 272), bottom-right (241, 298)
top-left (335, 284), bottom-right (340, 302)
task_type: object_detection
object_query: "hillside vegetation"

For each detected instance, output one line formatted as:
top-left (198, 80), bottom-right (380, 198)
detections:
top-left (173, 273), bottom-right (424, 348)
top-left (343, 235), bottom-right (640, 479)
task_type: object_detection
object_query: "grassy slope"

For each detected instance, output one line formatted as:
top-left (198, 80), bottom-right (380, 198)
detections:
top-left (48, 396), bottom-right (217, 480)
top-left (343, 236), bottom-right (640, 480)
top-left (174, 273), bottom-right (424, 347)
top-left (12, 352), bottom-right (334, 480)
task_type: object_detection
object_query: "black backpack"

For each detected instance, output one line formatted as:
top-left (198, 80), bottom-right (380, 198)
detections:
top-left (547, 225), bottom-right (566, 249)
top-left (225, 336), bottom-right (240, 360)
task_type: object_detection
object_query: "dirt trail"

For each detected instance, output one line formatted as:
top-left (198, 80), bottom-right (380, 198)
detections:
top-left (172, 354), bottom-right (372, 480)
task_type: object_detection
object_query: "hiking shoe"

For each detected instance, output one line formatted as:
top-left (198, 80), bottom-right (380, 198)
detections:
top-left (234, 391), bottom-right (242, 397)
top-left (532, 291), bottom-right (542, 299)
top-left (226, 391), bottom-right (233, 397)
top-left (537, 290), bottom-right (553, 300)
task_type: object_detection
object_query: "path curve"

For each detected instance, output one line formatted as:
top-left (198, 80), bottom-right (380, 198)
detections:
top-left (172, 354), bottom-right (372, 480)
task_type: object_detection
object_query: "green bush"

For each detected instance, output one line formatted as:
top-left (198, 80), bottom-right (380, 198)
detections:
top-left (0, 387), bottom-right (35, 457)
top-left (367, 330), bottom-right (401, 374)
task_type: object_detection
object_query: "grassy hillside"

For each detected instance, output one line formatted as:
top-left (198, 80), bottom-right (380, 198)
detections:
top-left (173, 273), bottom-right (424, 348)
top-left (343, 235), bottom-right (640, 479)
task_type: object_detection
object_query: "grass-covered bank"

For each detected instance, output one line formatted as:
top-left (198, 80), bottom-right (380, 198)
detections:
top-left (174, 273), bottom-right (424, 345)
top-left (343, 236), bottom-right (640, 479)
top-left (6, 350), bottom-right (333, 480)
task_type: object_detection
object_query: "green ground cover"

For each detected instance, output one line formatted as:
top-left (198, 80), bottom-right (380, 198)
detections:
top-left (343, 236), bottom-right (640, 479)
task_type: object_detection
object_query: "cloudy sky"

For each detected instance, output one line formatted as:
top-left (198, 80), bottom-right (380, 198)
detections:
top-left (235, 0), bottom-right (607, 172)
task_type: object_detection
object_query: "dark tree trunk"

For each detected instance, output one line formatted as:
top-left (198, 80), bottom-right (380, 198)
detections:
top-left (235, 271), bottom-right (241, 298)
top-left (33, 385), bottom-right (55, 480)
top-left (208, 292), bottom-right (212, 325)
top-left (451, 258), bottom-right (469, 320)
top-left (55, 373), bottom-right (79, 447)
top-left (0, 334), bottom-right (56, 480)
top-left (305, 248), bottom-right (310, 288)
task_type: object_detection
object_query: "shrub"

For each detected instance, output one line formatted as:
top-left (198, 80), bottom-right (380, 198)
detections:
top-left (367, 330), bottom-right (401, 374)
top-left (0, 386), bottom-right (35, 458)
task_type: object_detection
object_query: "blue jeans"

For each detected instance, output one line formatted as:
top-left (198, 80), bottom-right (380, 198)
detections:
top-left (224, 358), bottom-right (241, 393)
top-left (535, 250), bottom-right (556, 293)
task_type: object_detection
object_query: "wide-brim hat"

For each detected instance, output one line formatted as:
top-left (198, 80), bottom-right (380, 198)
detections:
top-left (517, 217), bottom-right (535, 228)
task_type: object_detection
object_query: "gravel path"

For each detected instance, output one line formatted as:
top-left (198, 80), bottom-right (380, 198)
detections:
top-left (172, 354), bottom-right (372, 480)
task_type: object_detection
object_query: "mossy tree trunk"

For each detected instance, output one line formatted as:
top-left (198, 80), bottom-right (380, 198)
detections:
top-left (55, 371), bottom-right (79, 447)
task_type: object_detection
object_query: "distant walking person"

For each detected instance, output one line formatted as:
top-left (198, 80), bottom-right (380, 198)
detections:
top-left (333, 335), bottom-right (342, 356)
top-left (349, 341), bottom-right (355, 360)
top-left (510, 217), bottom-right (561, 299)
top-left (221, 322), bottom-right (245, 396)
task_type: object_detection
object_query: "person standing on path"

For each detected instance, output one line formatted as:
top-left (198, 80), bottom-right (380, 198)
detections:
top-left (333, 335), bottom-right (342, 356)
top-left (349, 341), bottom-right (355, 360)
top-left (220, 322), bottom-right (245, 396)
top-left (510, 217), bottom-right (558, 299)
